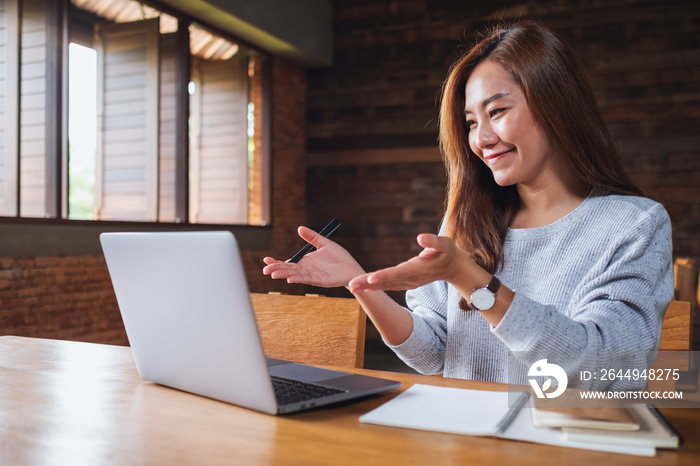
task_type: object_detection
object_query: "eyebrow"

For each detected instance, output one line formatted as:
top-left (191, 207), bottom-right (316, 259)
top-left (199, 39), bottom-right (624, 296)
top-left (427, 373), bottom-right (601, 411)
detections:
top-left (464, 92), bottom-right (511, 115)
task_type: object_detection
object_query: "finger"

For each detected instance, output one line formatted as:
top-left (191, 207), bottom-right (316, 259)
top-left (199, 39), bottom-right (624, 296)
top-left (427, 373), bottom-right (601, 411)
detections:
top-left (418, 247), bottom-right (440, 259)
top-left (270, 268), bottom-right (294, 279)
top-left (298, 225), bottom-right (333, 249)
top-left (285, 273), bottom-right (307, 284)
top-left (351, 277), bottom-right (403, 292)
top-left (415, 235), bottom-right (440, 259)
top-left (263, 262), bottom-right (293, 276)
top-left (416, 233), bottom-right (437, 248)
top-left (417, 233), bottom-right (451, 252)
top-left (367, 269), bottom-right (393, 285)
top-left (348, 274), bottom-right (372, 293)
top-left (364, 269), bottom-right (407, 291)
top-left (262, 256), bottom-right (282, 265)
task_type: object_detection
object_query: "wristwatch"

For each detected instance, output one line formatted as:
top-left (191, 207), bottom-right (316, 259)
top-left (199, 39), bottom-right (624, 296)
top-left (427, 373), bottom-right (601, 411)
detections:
top-left (459, 275), bottom-right (501, 311)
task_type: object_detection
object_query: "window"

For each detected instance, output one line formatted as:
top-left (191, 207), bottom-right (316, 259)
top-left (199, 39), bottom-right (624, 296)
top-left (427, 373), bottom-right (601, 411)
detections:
top-left (0, 0), bottom-right (270, 226)
top-left (188, 23), bottom-right (256, 225)
top-left (0, 0), bottom-right (20, 216)
top-left (68, 42), bottom-right (96, 220)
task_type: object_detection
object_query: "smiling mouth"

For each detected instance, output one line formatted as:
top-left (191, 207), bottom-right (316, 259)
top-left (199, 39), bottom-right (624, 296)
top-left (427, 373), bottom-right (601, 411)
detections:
top-left (485, 148), bottom-right (514, 162)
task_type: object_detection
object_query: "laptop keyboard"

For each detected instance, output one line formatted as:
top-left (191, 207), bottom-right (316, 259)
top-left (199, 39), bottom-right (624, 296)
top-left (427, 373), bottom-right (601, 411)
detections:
top-left (271, 376), bottom-right (347, 406)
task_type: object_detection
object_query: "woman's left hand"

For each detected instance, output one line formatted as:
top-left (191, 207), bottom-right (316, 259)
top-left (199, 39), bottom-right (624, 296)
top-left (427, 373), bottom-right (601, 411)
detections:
top-left (348, 234), bottom-right (465, 293)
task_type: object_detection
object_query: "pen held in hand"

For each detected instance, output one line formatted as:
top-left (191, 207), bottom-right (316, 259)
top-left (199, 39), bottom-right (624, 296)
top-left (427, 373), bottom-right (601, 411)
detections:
top-left (288, 219), bottom-right (341, 263)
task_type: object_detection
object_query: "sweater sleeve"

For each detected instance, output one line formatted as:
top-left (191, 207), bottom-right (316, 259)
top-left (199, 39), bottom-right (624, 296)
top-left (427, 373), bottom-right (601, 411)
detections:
top-left (492, 202), bottom-right (674, 391)
top-left (385, 279), bottom-right (449, 375)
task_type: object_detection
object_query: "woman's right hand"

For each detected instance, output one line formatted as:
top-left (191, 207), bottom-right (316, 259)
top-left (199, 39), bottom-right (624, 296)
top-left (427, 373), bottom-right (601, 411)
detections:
top-left (262, 226), bottom-right (365, 288)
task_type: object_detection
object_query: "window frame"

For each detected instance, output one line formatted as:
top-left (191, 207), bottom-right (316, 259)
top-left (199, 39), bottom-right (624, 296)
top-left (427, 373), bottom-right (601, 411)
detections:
top-left (0, 0), bottom-right (272, 242)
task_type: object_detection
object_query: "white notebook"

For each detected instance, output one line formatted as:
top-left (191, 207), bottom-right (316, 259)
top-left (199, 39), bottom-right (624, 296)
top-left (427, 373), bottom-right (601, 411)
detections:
top-left (563, 404), bottom-right (681, 449)
top-left (530, 398), bottom-right (640, 430)
top-left (359, 384), bottom-right (656, 456)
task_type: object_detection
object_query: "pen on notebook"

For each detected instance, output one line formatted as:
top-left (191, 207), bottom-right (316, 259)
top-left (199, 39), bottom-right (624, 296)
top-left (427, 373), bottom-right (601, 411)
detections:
top-left (495, 391), bottom-right (530, 435)
top-left (288, 219), bottom-right (341, 263)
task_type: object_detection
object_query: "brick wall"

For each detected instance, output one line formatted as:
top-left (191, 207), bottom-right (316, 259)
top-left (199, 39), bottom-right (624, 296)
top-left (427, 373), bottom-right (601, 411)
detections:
top-left (0, 255), bottom-right (127, 344)
top-left (0, 56), bottom-right (308, 344)
top-left (306, 0), bottom-right (700, 296)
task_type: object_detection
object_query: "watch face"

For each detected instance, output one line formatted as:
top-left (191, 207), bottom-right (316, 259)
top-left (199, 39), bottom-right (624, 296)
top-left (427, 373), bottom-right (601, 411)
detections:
top-left (471, 287), bottom-right (496, 310)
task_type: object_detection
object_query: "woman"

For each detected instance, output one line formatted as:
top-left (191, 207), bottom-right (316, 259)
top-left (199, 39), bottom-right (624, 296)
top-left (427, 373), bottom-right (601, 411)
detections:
top-left (263, 20), bottom-right (673, 391)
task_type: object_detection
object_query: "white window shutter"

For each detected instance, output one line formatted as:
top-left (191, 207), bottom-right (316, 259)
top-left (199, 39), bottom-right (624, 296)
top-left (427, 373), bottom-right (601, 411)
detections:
top-left (18, 0), bottom-right (48, 218)
top-left (95, 18), bottom-right (159, 221)
top-left (0, 0), bottom-right (19, 216)
top-left (189, 55), bottom-right (249, 224)
top-left (158, 31), bottom-right (176, 222)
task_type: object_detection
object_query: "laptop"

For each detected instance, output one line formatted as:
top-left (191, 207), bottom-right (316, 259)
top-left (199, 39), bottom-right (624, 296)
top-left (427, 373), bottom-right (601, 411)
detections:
top-left (99, 231), bottom-right (400, 415)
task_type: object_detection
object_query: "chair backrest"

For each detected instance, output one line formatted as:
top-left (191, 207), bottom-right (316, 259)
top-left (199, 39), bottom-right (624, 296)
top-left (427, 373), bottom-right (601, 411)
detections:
top-left (659, 300), bottom-right (691, 351)
top-left (249, 293), bottom-right (366, 368)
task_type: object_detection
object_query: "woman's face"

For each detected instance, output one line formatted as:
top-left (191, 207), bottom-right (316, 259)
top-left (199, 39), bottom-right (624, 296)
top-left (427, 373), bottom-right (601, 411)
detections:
top-left (464, 60), bottom-right (561, 188)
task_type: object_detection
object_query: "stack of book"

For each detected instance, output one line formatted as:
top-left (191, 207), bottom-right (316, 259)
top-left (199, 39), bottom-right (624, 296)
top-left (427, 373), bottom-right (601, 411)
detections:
top-left (529, 391), bottom-right (681, 450)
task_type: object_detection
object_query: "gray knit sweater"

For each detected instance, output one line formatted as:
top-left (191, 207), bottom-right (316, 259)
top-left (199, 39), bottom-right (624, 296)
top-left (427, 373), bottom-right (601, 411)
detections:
top-left (389, 192), bottom-right (674, 391)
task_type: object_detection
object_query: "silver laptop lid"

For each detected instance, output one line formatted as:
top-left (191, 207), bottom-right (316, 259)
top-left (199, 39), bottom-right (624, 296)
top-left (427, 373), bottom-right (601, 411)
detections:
top-left (100, 231), bottom-right (278, 414)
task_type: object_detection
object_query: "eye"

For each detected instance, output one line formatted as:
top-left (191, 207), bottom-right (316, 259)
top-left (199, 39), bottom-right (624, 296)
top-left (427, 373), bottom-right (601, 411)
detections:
top-left (465, 119), bottom-right (476, 130)
top-left (489, 108), bottom-right (505, 118)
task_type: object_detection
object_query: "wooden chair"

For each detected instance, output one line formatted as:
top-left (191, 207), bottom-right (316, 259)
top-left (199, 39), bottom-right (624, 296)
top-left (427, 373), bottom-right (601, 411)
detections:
top-left (249, 293), bottom-right (366, 368)
top-left (660, 300), bottom-right (691, 351)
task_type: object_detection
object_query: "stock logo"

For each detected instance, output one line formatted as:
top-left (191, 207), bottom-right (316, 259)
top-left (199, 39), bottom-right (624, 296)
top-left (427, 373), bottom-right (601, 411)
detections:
top-left (528, 359), bottom-right (568, 399)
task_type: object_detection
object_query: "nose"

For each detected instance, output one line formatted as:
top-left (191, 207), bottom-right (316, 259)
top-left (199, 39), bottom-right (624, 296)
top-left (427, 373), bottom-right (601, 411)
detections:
top-left (471, 121), bottom-right (498, 152)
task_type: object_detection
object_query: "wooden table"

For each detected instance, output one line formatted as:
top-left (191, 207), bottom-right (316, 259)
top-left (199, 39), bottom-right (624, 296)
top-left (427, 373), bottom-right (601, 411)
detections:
top-left (0, 336), bottom-right (698, 465)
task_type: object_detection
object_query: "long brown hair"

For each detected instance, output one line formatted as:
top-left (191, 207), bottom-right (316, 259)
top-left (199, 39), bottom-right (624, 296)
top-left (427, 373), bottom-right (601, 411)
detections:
top-left (439, 20), bottom-right (643, 273)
